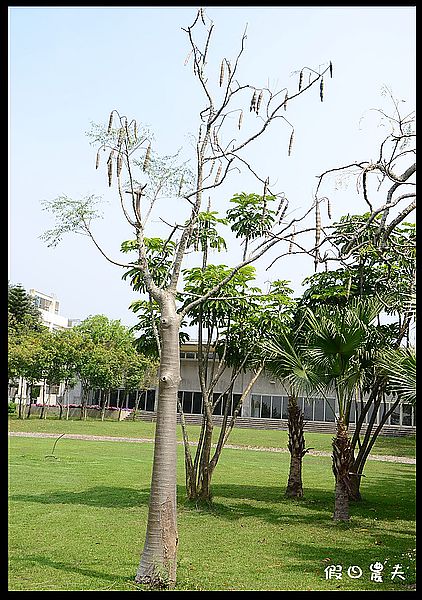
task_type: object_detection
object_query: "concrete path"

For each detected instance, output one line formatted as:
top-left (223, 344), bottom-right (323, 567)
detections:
top-left (8, 431), bottom-right (415, 464)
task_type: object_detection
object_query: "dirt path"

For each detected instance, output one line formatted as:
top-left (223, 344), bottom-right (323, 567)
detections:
top-left (8, 431), bottom-right (416, 464)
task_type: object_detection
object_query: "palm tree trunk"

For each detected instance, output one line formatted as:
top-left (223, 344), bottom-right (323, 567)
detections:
top-left (286, 397), bottom-right (305, 498)
top-left (135, 294), bottom-right (180, 588)
top-left (332, 418), bottom-right (352, 521)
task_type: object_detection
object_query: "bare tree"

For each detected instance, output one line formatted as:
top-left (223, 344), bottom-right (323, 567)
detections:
top-left (41, 8), bottom-right (333, 590)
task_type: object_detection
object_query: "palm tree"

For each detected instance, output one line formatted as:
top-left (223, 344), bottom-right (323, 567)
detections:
top-left (303, 298), bottom-right (382, 521)
top-left (263, 327), bottom-right (318, 499)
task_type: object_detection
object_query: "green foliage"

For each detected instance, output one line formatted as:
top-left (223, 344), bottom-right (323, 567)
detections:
top-left (226, 192), bottom-right (277, 241)
top-left (40, 195), bottom-right (104, 248)
top-left (121, 237), bottom-right (176, 292)
top-left (377, 347), bottom-right (416, 405)
top-left (8, 284), bottom-right (44, 334)
top-left (187, 211), bottom-right (228, 253)
top-left (8, 402), bottom-right (17, 414)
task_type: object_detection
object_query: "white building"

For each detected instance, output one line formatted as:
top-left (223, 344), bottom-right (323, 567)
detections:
top-left (29, 289), bottom-right (73, 331)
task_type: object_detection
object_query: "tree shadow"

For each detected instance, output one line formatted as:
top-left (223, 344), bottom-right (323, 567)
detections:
top-left (13, 554), bottom-right (135, 586)
top-left (10, 486), bottom-right (150, 509)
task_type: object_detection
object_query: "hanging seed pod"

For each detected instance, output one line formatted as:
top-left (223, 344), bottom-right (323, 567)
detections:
top-left (325, 260), bottom-right (328, 272)
top-left (262, 177), bottom-right (269, 213)
top-left (327, 197), bottom-right (332, 220)
top-left (133, 121), bottom-right (138, 140)
top-left (213, 129), bottom-right (219, 147)
top-left (320, 77), bottom-right (324, 102)
top-left (284, 90), bottom-right (288, 111)
top-left (276, 197), bottom-right (284, 215)
top-left (214, 164), bottom-right (222, 185)
top-left (238, 110), bottom-right (243, 130)
top-left (298, 70), bottom-right (303, 91)
top-left (95, 149), bottom-right (101, 170)
top-left (250, 90), bottom-right (257, 112)
top-left (279, 200), bottom-right (289, 224)
top-left (209, 160), bottom-right (215, 176)
top-left (184, 50), bottom-right (193, 66)
top-left (117, 154), bottom-right (123, 178)
top-left (107, 112), bottom-right (113, 134)
top-left (256, 90), bottom-right (263, 113)
top-left (315, 200), bottom-right (321, 248)
top-left (117, 127), bottom-right (124, 145)
top-left (219, 59), bottom-right (225, 87)
top-left (107, 153), bottom-right (113, 187)
top-left (329, 61), bottom-right (333, 78)
top-left (143, 143), bottom-right (151, 171)
top-left (178, 174), bottom-right (184, 196)
top-left (289, 225), bottom-right (296, 253)
top-left (288, 130), bottom-right (294, 156)
top-left (226, 59), bottom-right (232, 79)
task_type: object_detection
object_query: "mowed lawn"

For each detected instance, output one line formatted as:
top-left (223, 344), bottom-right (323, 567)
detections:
top-left (8, 415), bottom-right (416, 458)
top-left (8, 419), bottom-right (415, 591)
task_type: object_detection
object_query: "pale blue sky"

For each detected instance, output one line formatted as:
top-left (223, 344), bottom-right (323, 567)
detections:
top-left (9, 6), bottom-right (416, 327)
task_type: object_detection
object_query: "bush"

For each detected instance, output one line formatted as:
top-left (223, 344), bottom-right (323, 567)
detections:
top-left (8, 402), bottom-right (17, 414)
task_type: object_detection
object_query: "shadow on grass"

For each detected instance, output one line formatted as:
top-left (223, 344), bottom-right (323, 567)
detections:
top-left (10, 486), bottom-right (150, 509)
top-left (13, 554), bottom-right (136, 586)
top-left (278, 534), bottom-right (416, 587)
top-left (10, 471), bottom-right (414, 524)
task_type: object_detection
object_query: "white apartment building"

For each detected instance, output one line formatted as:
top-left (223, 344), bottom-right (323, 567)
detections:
top-left (29, 289), bottom-right (72, 331)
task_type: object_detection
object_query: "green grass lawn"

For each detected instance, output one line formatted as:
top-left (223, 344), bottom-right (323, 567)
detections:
top-left (8, 415), bottom-right (416, 458)
top-left (8, 425), bottom-right (415, 591)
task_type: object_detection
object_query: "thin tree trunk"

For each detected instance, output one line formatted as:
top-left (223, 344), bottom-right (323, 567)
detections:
top-left (285, 396), bottom-right (305, 498)
top-left (135, 293), bottom-right (180, 588)
top-left (332, 418), bottom-right (352, 521)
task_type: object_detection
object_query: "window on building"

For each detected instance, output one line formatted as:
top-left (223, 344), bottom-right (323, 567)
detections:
top-left (271, 396), bottom-right (282, 419)
top-left (192, 392), bottom-right (202, 414)
top-left (261, 395), bottom-right (271, 418)
top-left (314, 398), bottom-right (324, 421)
top-left (325, 399), bottom-right (336, 422)
top-left (402, 404), bottom-right (413, 426)
top-left (302, 399), bottom-right (312, 420)
top-left (232, 394), bottom-right (242, 417)
top-left (251, 395), bottom-right (261, 418)
top-left (282, 396), bottom-right (289, 420)
top-left (390, 404), bottom-right (401, 425)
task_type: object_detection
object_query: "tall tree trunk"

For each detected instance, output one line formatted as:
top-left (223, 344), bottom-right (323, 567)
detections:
top-left (332, 418), bottom-right (352, 521)
top-left (285, 396), bottom-right (305, 498)
top-left (135, 293), bottom-right (180, 588)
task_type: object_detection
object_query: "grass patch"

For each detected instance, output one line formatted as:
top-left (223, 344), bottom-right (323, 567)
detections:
top-left (8, 434), bottom-right (415, 591)
top-left (8, 415), bottom-right (416, 458)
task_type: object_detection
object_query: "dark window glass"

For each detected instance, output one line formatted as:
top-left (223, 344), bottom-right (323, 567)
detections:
top-left (182, 391), bottom-right (192, 413)
top-left (402, 404), bottom-right (412, 426)
top-left (137, 391), bottom-right (146, 411)
top-left (365, 403), bottom-right (377, 425)
top-left (271, 396), bottom-right (282, 419)
top-left (232, 394), bottom-right (242, 417)
top-left (261, 396), bottom-right (271, 418)
top-left (314, 398), bottom-right (324, 421)
top-left (348, 401), bottom-right (356, 424)
top-left (192, 392), bottom-right (203, 414)
top-left (180, 352), bottom-right (186, 359)
top-left (251, 395), bottom-right (261, 418)
top-left (213, 393), bottom-right (223, 415)
top-left (186, 352), bottom-right (196, 359)
top-left (390, 404), bottom-right (400, 425)
top-left (282, 397), bottom-right (289, 419)
top-left (109, 389), bottom-right (119, 406)
top-left (303, 399), bottom-right (313, 420)
top-left (146, 389), bottom-right (155, 411)
top-left (296, 397), bottom-right (304, 412)
top-left (325, 399), bottom-right (335, 422)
